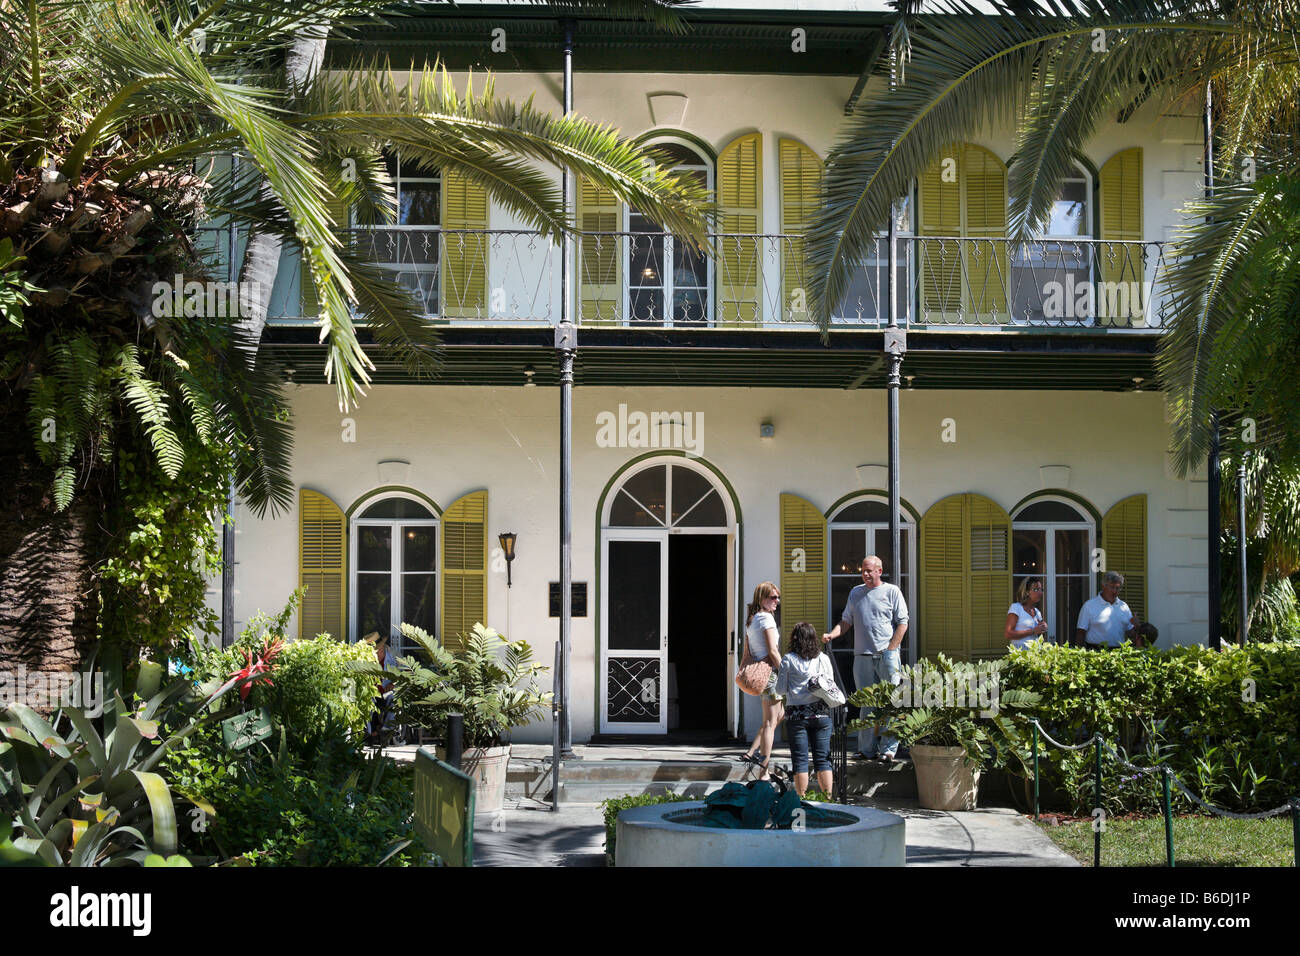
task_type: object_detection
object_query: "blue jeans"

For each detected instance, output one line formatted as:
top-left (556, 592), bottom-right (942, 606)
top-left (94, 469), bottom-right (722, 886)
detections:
top-left (853, 650), bottom-right (901, 757)
top-left (786, 709), bottom-right (832, 774)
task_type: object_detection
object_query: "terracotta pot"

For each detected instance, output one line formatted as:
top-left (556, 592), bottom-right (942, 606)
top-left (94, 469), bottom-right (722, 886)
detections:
top-left (910, 744), bottom-right (980, 811)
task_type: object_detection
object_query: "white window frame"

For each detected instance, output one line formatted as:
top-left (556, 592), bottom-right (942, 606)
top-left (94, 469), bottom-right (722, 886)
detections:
top-left (624, 138), bottom-right (714, 327)
top-left (828, 495), bottom-right (918, 666)
top-left (348, 492), bottom-right (439, 654)
top-left (1011, 494), bottom-right (1096, 645)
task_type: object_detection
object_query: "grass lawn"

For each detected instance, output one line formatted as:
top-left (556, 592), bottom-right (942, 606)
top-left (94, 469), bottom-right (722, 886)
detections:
top-left (1038, 814), bottom-right (1297, 867)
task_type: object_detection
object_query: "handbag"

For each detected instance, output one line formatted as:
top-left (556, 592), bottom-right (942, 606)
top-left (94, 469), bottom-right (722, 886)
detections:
top-left (808, 656), bottom-right (846, 708)
top-left (734, 636), bottom-right (772, 697)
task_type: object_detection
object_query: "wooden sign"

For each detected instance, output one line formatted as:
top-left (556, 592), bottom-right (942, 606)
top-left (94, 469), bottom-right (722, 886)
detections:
top-left (221, 708), bottom-right (273, 751)
top-left (413, 747), bottom-right (475, 867)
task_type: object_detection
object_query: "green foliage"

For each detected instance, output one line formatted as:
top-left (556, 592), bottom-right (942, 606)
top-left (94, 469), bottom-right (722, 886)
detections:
top-left (849, 654), bottom-right (1041, 773)
top-left (1004, 643), bottom-right (1300, 813)
top-left (601, 791), bottom-right (694, 863)
top-left (191, 750), bottom-right (418, 867)
top-left (0, 650), bottom-right (222, 866)
top-left (0, 238), bottom-right (41, 327)
top-left (364, 622), bottom-right (551, 749)
top-left (186, 591), bottom-right (373, 756)
top-left (98, 441), bottom-right (230, 654)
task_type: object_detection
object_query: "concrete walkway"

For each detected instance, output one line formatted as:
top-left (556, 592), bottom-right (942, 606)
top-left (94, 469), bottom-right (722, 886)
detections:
top-left (469, 797), bottom-right (1080, 867)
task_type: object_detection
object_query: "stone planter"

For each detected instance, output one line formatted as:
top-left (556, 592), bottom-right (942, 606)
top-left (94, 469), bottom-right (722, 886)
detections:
top-left (911, 744), bottom-right (980, 810)
top-left (437, 744), bottom-right (510, 815)
top-left (615, 802), bottom-right (906, 867)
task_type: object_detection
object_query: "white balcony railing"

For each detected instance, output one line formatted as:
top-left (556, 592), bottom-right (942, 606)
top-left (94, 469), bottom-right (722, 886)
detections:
top-left (194, 227), bottom-right (1169, 331)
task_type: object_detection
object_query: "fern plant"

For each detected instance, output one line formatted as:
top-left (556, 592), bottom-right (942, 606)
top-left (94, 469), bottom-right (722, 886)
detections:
top-left (354, 622), bottom-right (551, 749)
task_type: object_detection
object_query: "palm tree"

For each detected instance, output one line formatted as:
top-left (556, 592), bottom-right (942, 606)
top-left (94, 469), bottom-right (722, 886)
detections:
top-left (0, 0), bottom-right (710, 670)
top-left (805, 0), bottom-right (1300, 471)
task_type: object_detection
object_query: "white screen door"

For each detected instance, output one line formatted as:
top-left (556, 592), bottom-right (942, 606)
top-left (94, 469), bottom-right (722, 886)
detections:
top-left (601, 531), bottom-right (668, 733)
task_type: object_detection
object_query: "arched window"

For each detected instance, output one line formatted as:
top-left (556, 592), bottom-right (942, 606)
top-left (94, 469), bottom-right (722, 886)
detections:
top-left (828, 495), bottom-right (916, 641)
top-left (627, 140), bottom-right (713, 326)
top-left (1011, 495), bottom-right (1096, 644)
top-left (350, 492), bottom-right (439, 654)
top-left (605, 461), bottom-right (729, 529)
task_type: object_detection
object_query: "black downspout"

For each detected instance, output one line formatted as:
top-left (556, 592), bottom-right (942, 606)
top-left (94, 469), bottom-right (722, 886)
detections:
top-left (1205, 82), bottom-right (1221, 650)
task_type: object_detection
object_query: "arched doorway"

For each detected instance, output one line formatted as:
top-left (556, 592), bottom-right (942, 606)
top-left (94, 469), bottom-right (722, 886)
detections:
top-left (599, 458), bottom-right (738, 735)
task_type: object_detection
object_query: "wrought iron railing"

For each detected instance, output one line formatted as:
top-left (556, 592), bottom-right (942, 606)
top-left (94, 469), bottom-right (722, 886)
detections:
top-left (196, 226), bottom-right (1167, 331)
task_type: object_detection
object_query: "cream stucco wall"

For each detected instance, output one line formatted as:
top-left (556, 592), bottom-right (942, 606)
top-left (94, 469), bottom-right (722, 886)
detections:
top-left (223, 383), bottom-right (1206, 743)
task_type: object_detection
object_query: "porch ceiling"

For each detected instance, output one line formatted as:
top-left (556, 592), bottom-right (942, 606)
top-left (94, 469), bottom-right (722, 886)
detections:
top-left (263, 327), bottom-right (1159, 391)
top-left (327, 8), bottom-right (887, 74)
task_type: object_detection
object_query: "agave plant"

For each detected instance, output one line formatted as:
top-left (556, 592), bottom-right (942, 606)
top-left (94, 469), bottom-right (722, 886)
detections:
top-left (354, 622), bottom-right (550, 749)
top-left (0, 650), bottom-right (222, 866)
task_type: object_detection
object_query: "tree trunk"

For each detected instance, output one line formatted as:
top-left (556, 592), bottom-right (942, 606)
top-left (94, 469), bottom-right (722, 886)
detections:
top-left (0, 404), bottom-right (103, 674)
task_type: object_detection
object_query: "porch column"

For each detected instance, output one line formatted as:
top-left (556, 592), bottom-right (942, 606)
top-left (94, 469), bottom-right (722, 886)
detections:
top-left (221, 158), bottom-right (240, 649)
top-left (885, 205), bottom-right (906, 663)
top-left (1204, 82), bottom-right (1222, 650)
top-left (557, 18), bottom-right (577, 757)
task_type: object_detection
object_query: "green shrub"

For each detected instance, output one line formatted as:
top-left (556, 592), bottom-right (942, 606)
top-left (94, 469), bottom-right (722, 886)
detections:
top-left (600, 792), bottom-right (695, 864)
top-left (1003, 643), bottom-right (1300, 814)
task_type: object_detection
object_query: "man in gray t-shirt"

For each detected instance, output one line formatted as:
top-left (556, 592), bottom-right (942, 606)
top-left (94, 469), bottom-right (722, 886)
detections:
top-left (822, 556), bottom-right (908, 760)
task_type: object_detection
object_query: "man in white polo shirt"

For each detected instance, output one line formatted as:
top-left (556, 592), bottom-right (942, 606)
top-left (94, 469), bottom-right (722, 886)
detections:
top-left (1076, 571), bottom-right (1139, 648)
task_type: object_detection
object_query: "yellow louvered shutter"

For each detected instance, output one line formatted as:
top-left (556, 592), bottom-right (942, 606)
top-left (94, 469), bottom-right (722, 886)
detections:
top-left (300, 193), bottom-right (351, 319)
top-left (779, 493), bottom-right (827, 652)
top-left (963, 145), bottom-right (1008, 320)
top-left (1098, 148), bottom-right (1144, 326)
top-left (577, 176), bottom-right (623, 326)
top-left (441, 489), bottom-right (487, 651)
top-left (1102, 494), bottom-right (1147, 624)
top-left (919, 151), bottom-right (962, 317)
top-left (717, 133), bottom-right (763, 327)
top-left (299, 488), bottom-right (346, 640)
top-left (920, 494), bottom-right (965, 659)
top-left (440, 168), bottom-right (488, 319)
top-left (779, 139), bottom-right (822, 323)
top-left (967, 493), bottom-right (1013, 659)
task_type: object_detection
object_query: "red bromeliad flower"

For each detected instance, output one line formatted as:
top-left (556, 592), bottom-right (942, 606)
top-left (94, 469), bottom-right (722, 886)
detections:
top-left (209, 637), bottom-right (285, 703)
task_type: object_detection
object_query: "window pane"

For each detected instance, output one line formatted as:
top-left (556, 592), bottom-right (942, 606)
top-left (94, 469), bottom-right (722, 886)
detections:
top-left (1017, 500), bottom-right (1087, 522)
top-left (629, 288), bottom-right (665, 324)
top-left (1056, 576), bottom-right (1089, 645)
top-left (399, 182), bottom-right (440, 226)
top-left (359, 498), bottom-right (434, 520)
top-left (402, 573), bottom-right (437, 636)
top-left (357, 525), bottom-right (392, 571)
top-left (355, 573), bottom-right (391, 641)
top-left (873, 528), bottom-right (911, 577)
top-left (1046, 180), bottom-right (1088, 237)
top-left (830, 577), bottom-right (857, 631)
top-left (835, 500), bottom-right (890, 523)
top-left (403, 525), bottom-right (436, 571)
top-left (608, 540), bottom-right (661, 650)
top-left (1013, 529), bottom-right (1047, 576)
top-left (1055, 529), bottom-right (1089, 574)
top-left (673, 288), bottom-right (706, 325)
top-left (609, 490), bottom-right (660, 527)
top-left (676, 490), bottom-right (726, 527)
top-left (620, 466), bottom-right (667, 523)
top-left (831, 529), bottom-right (867, 576)
top-left (674, 240), bottom-right (707, 288)
top-left (671, 466), bottom-right (712, 521)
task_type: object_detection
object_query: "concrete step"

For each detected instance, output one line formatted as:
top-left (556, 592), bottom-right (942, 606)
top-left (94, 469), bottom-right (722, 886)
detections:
top-left (506, 754), bottom-right (920, 804)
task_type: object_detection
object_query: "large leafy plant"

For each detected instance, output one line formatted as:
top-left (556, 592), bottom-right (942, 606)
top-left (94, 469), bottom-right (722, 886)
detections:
top-left (360, 622), bottom-right (550, 749)
top-left (849, 654), bottom-right (1041, 772)
top-left (0, 650), bottom-right (223, 866)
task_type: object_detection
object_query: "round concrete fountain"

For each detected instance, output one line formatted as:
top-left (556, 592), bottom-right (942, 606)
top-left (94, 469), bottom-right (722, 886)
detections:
top-left (615, 802), bottom-right (905, 867)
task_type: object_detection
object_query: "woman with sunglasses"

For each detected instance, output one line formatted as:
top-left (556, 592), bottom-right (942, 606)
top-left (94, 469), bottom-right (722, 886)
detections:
top-left (1006, 578), bottom-right (1049, 649)
top-left (739, 581), bottom-right (784, 779)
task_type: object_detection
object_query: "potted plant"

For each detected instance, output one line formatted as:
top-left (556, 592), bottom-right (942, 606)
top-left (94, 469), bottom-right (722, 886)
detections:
top-left (849, 655), bottom-right (1040, 810)
top-left (359, 622), bottom-right (550, 814)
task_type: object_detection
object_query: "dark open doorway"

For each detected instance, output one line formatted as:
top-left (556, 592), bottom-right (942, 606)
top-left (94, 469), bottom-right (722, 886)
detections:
top-left (667, 534), bottom-right (728, 733)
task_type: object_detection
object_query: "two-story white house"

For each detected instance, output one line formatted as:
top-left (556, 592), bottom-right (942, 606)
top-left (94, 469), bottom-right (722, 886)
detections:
top-left (213, 1), bottom-right (1211, 744)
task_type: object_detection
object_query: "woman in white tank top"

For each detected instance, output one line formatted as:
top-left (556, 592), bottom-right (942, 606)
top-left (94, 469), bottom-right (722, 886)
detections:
top-left (740, 581), bottom-right (784, 779)
top-left (1006, 578), bottom-right (1049, 649)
